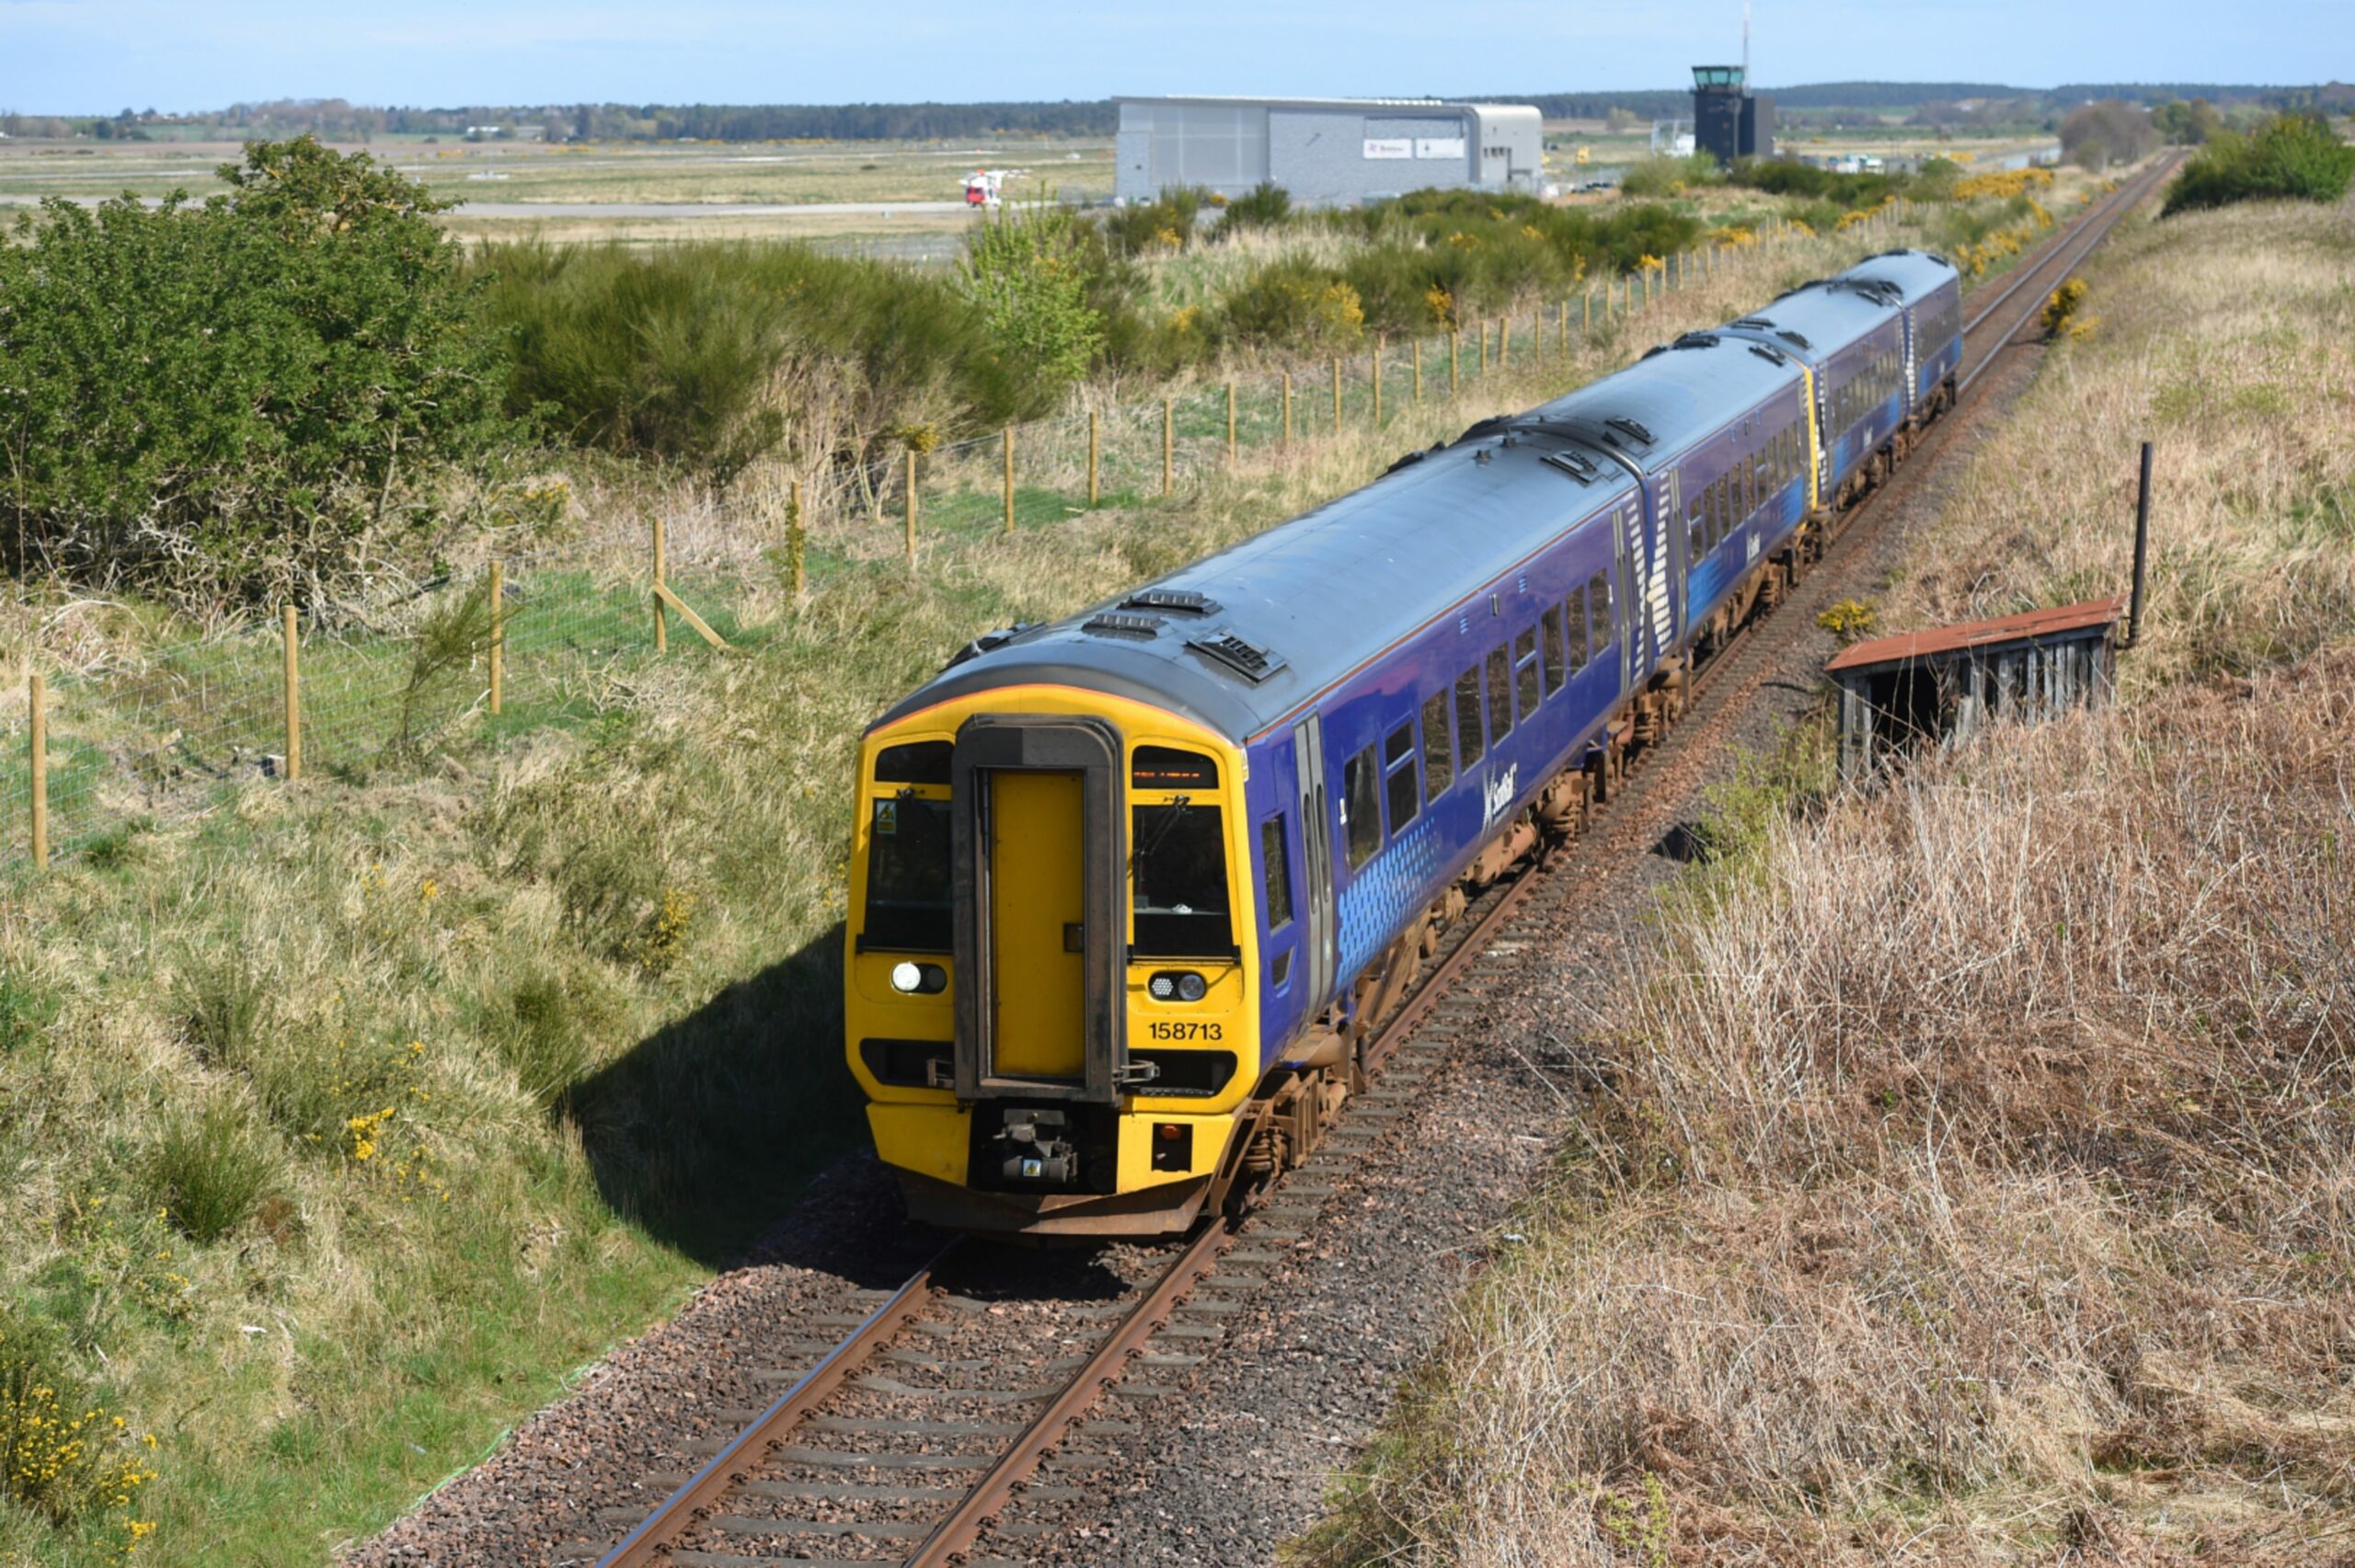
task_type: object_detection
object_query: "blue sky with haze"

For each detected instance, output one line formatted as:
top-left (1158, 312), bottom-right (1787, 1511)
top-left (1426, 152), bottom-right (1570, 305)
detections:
top-left (0, 0), bottom-right (2335, 113)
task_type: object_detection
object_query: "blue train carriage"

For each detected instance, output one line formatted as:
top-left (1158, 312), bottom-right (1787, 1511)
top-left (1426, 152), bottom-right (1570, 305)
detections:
top-left (844, 417), bottom-right (1665, 1237)
top-left (1839, 249), bottom-right (1965, 433)
top-left (1511, 329), bottom-right (1819, 718)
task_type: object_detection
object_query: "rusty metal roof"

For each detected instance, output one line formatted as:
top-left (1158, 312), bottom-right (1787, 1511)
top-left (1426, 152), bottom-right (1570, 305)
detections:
top-left (1825, 597), bottom-right (2124, 675)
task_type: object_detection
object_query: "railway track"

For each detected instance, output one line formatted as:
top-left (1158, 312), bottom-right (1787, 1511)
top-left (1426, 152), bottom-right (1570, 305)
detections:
top-left (584, 155), bottom-right (2176, 1568)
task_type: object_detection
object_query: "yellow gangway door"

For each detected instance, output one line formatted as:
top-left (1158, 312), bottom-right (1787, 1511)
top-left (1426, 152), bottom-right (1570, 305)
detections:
top-left (989, 769), bottom-right (1086, 1079)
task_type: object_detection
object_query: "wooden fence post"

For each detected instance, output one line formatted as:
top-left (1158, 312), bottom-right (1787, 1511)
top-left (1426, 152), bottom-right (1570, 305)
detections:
top-left (1225, 382), bottom-right (1236, 465)
top-left (27, 672), bottom-right (44, 870)
top-left (1559, 300), bottom-right (1568, 353)
top-left (1584, 292), bottom-right (1591, 335)
top-left (1478, 323), bottom-right (1488, 376)
top-left (1004, 427), bottom-right (1016, 534)
top-left (1412, 338), bottom-right (1423, 402)
top-left (1330, 357), bottom-right (1341, 435)
top-left (488, 559), bottom-right (503, 716)
top-left (1449, 330), bottom-right (1460, 395)
top-left (1371, 339), bottom-right (1383, 425)
top-left (652, 515), bottom-right (668, 654)
top-left (789, 477), bottom-right (807, 600)
top-left (1532, 312), bottom-right (1541, 364)
top-left (903, 448), bottom-right (918, 562)
top-left (281, 604), bottom-right (302, 782)
top-left (1162, 398), bottom-right (1174, 497)
top-left (1499, 316), bottom-right (1509, 371)
top-left (1087, 410), bottom-right (1100, 506)
top-left (1281, 373), bottom-right (1293, 449)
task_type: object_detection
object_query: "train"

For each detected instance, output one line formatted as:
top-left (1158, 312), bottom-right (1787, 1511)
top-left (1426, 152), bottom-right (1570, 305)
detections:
top-left (844, 247), bottom-right (1964, 1237)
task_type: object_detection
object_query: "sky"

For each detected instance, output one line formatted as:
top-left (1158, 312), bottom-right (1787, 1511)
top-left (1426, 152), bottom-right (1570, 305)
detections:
top-left (0, 0), bottom-right (2338, 113)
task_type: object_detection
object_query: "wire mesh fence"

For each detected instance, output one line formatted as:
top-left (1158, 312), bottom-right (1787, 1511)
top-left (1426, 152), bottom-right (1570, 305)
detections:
top-left (2, 208), bottom-right (1873, 876)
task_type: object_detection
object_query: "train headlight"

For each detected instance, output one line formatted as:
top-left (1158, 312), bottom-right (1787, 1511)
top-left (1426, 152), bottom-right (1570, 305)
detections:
top-left (890, 961), bottom-right (948, 995)
top-left (1148, 970), bottom-right (1208, 1002)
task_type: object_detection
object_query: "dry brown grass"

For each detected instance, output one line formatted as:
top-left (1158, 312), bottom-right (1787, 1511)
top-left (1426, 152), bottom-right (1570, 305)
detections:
top-left (1299, 196), bottom-right (2355, 1566)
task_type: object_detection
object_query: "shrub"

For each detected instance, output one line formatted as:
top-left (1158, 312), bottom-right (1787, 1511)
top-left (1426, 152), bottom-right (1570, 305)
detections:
top-left (179, 953), bottom-right (270, 1070)
top-left (148, 1101), bottom-right (280, 1243)
top-left (960, 201), bottom-right (1104, 399)
top-left (1216, 258), bottom-right (1366, 352)
top-left (494, 974), bottom-right (600, 1111)
top-left (0, 1305), bottom-right (156, 1540)
top-left (1211, 181), bottom-right (1292, 238)
top-left (477, 238), bottom-right (1031, 482)
top-left (1618, 155), bottom-right (1717, 197)
top-left (0, 137), bottom-right (510, 606)
top-left (2165, 113), bottom-right (2355, 215)
top-left (1102, 185), bottom-right (1208, 255)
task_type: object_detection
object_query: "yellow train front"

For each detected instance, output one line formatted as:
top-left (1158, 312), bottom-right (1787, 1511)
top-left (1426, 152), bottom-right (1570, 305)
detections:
top-left (846, 679), bottom-right (1262, 1237)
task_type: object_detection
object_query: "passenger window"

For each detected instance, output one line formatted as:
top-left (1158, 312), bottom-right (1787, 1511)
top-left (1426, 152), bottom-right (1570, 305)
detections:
top-left (1514, 628), bottom-right (1540, 715)
top-left (1587, 570), bottom-right (1611, 647)
top-left (1566, 588), bottom-right (1590, 671)
top-left (1259, 815), bottom-right (1292, 930)
top-left (1340, 746), bottom-right (1382, 871)
top-left (1540, 606), bottom-right (1565, 692)
top-left (1384, 723), bottom-right (1420, 833)
top-left (1687, 493), bottom-right (1706, 560)
top-left (1453, 667), bottom-right (1486, 770)
top-left (1715, 475), bottom-right (1730, 539)
top-left (1486, 647), bottom-right (1514, 739)
top-left (1421, 691), bottom-right (1453, 802)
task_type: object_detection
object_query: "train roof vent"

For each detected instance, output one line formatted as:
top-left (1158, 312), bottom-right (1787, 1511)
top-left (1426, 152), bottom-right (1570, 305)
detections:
top-left (1731, 315), bottom-right (1775, 330)
top-left (1120, 587), bottom-right (1219, 616)
top-left (1084, 611), bottom-right (1165, 640)
top-left (1775, 328), bottom-right (1813, 350)
top-left (1542, 451), bottom-right (1601, 485)
top-left (943, 623), bottom-right (1034, 670)
top-left (1671, 332), bottom-right (1719, 350)
top-left (1603, 417), bottom-right (1657, 447)
top-left (1748, 343), bottom-right (1790, 366)
top-left (1185, 628), bottom-right (1287, 685)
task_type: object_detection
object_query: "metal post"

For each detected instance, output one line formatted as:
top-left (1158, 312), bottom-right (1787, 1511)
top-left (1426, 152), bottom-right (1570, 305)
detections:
top-left (1162, 398), bottom-right (1173, 496)
top-left (281, 604), bottom-right (302, 781)
top-left (652, 515), bottom-right (668, 653)
top-left (488, 559), bottom-right (503, 715)
top-left (2128, 440), bottom-right (2154, 647)
top-left (1087, 410), bottom-right (1099, 506)
top-left (1004, 427), bottom-right (1016, 533)
top-left (903, 448), bottom-right (917, 563)
top-left (27, 673), bottom-right (44, 870)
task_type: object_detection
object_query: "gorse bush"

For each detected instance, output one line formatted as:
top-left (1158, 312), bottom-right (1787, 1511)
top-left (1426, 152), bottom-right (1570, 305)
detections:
top-left (1216, 258), bottom-right (1368, 352)
top-left (476, 237), bottom-right (1032, 483)
top-left (1212, 181), bottom-right (1293, 238)
top-left (1102, 185), bottom-right (1208, 255)
top-left (0, 1305), bottom-right (156, 1545)
top-left (2165, 113), bottom-right (2355, 214)
top-left (1619, 154), bottom-right (1719, 197)
top-left (0, 136), bottom-right (508, 606)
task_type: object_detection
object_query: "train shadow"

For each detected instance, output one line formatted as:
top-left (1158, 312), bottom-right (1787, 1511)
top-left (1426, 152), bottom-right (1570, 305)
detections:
top-left (569, 918), bottom-right (872, 1271)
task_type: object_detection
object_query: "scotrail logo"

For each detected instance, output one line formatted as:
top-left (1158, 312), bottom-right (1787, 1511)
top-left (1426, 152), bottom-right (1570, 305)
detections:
top-left (1482, 762), bottom-right (1519, 826)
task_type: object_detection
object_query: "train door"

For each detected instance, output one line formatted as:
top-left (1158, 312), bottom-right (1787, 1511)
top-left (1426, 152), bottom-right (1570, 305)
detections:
top-left (986, 769), bottom-right (1086, 1079)
top-left (1290, 715), bottom-right (1338, 1013)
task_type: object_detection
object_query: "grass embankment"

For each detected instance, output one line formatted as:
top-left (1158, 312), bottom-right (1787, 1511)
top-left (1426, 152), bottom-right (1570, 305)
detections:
top-left (1298, 196), bottom-right (2355, 1561)
top-left (0, 206), bottom-right (1993, 1564)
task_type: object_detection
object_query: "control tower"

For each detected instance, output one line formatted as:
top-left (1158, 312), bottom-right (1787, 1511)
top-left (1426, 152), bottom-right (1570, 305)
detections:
top-left (1692, 64), bottom-right (1773, 166)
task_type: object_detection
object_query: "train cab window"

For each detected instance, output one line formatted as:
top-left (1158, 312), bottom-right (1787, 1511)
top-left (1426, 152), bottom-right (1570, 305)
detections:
top-left (1541, 607), bottom-right (1566, 693)
top-left (1588, 570), bottom-right (1612, 649)
top-left (1132, 745), bottom-right (1218, 789)
top-left (876, 740), bottom-right (951, 784)
top-left (1339, 746), bottom-right (1382, 871)
top-left (1453, 666), bottom-right (1486, 769)
top-left (1566, 587), bottom-right (1590, 671)
top-left (1514, 628), bottom-right (1541, 716)
top-left (1132, 801), bottom-right (1232, 956)
top-left (863, 795), bottom-right (953, 951)
top-left (1421, 691), bottom-right (1453, 802)
top-left (1258, 815), bottom-right (1292, 931)
top-left (1486, 648), bottom-right (1515, 740)
top-left (1384, 723), bottom-right (1420, 834)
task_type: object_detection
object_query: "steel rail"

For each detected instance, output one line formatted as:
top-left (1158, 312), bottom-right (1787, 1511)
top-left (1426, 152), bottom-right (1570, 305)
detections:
top-left (595, 1241), bottom-right (959, 1568)
top-left (902, 1218), bottom-right (1236, 1566)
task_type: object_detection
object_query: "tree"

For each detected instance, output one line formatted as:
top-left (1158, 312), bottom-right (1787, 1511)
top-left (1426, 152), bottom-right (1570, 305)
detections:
top-left (960, 202), bottom-right (1104, 398)
top-left (2062, 99), bottom-right (2157, 169)
top-left (0, 137), bottom-right (509, 604)
top-left (2150, 97), bottom-right (2223, 144)
top-left (2165, 112), bottom-right (2355, 214)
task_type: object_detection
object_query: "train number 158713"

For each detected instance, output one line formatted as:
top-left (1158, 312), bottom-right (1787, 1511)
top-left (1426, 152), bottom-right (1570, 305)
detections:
top-left (1145, 1021), bottom-right (1223, 1042)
